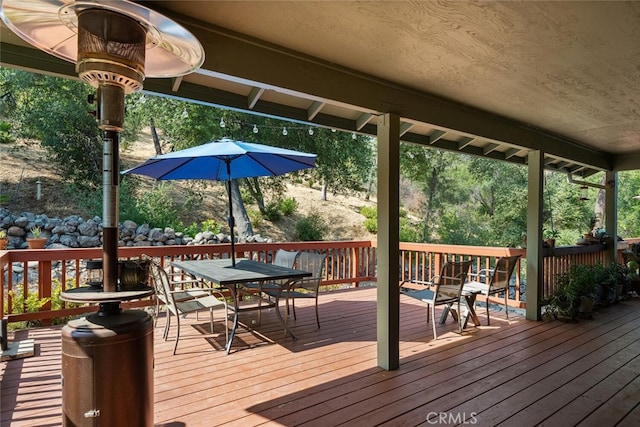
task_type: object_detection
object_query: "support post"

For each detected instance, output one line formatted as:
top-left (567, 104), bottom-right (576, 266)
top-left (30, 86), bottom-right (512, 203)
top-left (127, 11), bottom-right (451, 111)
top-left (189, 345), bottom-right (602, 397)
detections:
top-left (604, 171), bottom-right (618, 264)
top-left (526, 150), bottom-right (544, 321)
top-left (377, 113), bottom-right (400, 370)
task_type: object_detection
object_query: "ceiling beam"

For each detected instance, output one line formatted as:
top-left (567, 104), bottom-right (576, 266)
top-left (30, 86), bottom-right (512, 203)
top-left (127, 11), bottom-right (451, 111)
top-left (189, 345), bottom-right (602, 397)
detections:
top-left (247, 87), bottom-right (265, 109)
top-left (307, 101), bottom-right (325, 121)
top-left (399, 122), bottom-right (414, 136)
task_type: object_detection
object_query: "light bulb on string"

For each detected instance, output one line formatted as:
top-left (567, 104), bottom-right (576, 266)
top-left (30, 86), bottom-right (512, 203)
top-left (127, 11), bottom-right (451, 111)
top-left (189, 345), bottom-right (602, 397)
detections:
top-left (331, 128), bottom-right (337, 132)
top-left (253, 124), bottom-right (259, 134)
top-left (219, 118), bottom-right (226, 128)
top-left (308, 128), bottom-right (314, 136)
top-left (181, 108), bottom-right (188, 119)
top-left (282, 127), bottom-right (288, 136)
top-left (352, 132), bottom-right (357, 139)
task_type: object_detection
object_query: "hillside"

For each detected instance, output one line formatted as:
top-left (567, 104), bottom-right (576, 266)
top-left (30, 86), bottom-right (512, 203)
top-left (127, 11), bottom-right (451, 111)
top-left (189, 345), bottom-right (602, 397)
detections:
top-left (0, 131), bottom-right (377, 242)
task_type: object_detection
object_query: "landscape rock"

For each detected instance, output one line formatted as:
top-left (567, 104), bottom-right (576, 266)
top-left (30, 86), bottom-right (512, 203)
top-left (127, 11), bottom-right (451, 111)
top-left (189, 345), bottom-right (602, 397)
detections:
top-left (0, 208), bottom-right (262, 250)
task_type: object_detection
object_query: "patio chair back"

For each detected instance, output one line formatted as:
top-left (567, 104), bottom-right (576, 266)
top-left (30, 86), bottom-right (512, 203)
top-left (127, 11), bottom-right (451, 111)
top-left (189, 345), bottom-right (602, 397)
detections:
top-left (488, 255), bottom-right (520, 296)
top-left (434, 260), bottom-right (473, 304)
top-left (285, 251), bottom-right (327, 329)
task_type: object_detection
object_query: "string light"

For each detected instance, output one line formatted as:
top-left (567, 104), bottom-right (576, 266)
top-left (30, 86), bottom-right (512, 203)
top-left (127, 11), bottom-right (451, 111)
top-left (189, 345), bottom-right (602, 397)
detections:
top-left (181, 108), bottom-right (188, 119)
top-left (352, 132), bottom-right (357, 139)
top-left (210, 116), bottom-right (346, 136)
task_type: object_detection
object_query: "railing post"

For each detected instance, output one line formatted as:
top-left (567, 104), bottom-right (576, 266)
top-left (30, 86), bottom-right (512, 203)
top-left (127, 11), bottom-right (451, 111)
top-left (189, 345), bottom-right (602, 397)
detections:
top-left (352, 246), bottom-right (360, 287)
top-left (39, 259), bottom-right (52, 327)
top-left (1, 318), bottom-right (7, 351)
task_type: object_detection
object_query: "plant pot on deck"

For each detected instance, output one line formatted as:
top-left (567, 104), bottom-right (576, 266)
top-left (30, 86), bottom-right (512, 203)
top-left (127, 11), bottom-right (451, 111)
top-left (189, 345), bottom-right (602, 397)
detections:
top-left (27, 237), bottom-right (47, 249)
top-left (578, 296), bottom-right (595, 319)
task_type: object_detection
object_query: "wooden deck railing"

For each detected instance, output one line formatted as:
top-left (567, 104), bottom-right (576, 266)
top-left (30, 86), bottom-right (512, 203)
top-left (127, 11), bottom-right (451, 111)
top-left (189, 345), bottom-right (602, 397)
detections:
top-left (0, 241), bottom-right (377, 325)
top-left (2, 239), bottom-right (635, 331)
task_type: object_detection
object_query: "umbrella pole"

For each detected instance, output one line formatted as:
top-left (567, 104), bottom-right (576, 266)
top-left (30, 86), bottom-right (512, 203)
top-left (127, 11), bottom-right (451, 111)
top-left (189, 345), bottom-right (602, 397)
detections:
top-left (225, 160), bottom-right (236, 266)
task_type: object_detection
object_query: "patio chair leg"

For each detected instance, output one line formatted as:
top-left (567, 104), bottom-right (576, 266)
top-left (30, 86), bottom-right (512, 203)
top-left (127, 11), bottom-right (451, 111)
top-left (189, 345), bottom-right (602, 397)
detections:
top-left (431, 305), bottom-right (437, 340)
top-left (163, 313), bottom-right (171, 341)
top-left (315, 298), bottom-right (320, 329)
top-left (505, 293), bottom-right (509, 321)
top-left (173, 316), bottom-right (180, 355)
top-left (486, 296), bottom-right (491, 326)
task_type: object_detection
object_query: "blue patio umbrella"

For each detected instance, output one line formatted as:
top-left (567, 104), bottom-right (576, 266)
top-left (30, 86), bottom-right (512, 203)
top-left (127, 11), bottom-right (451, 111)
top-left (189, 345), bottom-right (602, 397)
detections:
top-left (123, 138), bottom-right (317, 266)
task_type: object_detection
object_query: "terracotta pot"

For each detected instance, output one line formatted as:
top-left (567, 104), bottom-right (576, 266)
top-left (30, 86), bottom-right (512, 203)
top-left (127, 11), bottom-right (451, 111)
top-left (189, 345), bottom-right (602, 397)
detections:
top-left (27, 237), bottom-right (47, 249)
top-left (0, 239), bottom-right (7, 250)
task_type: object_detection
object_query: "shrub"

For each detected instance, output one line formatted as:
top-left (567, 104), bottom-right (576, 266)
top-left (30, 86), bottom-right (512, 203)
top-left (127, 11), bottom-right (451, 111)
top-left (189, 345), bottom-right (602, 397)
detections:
top-left (0, 121), bottom-right (13, 144)
top-left (295, 213), bottom-right (328, 241)
top-left (278, 197), bottom-right (297, 216)
top-left (360, 205), bottom-right (377, 219)
top-left (247, 209), bottom-right (264, 228)
top-left (364, 217), bottom-right (377, 233)
top-left (263, 202), bottom-right (281, 221)
top-left (182, 219), bottom-right (221, 237)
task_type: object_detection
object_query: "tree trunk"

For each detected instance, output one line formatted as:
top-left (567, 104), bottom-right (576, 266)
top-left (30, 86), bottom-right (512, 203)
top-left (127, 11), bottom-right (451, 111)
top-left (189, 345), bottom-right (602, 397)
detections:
top-left (321, 183), bottom-right (327, 201)
top-left (229, 179), bottom-right (253, 241)
top-left (594, 175), bottom-right (607, 229)
top-left (244, 177), bottom-right (266, 214)
top-left (149, 118), bottom-right (162, 155)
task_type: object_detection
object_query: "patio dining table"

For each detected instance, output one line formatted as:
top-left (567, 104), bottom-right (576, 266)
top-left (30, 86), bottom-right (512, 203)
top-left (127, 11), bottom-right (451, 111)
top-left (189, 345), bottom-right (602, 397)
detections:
top-left (170, 258), bottom-right (311, 353)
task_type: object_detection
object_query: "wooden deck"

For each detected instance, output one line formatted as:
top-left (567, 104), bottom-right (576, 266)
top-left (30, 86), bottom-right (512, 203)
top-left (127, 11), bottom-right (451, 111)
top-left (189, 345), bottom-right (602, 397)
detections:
top-left (3, 286), bottom-right (640, 426)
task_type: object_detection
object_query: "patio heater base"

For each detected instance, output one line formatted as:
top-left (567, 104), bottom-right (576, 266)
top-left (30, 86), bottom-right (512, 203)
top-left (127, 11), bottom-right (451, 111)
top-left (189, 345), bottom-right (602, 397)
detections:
top-left (61, 308), bottom-right (153, 427)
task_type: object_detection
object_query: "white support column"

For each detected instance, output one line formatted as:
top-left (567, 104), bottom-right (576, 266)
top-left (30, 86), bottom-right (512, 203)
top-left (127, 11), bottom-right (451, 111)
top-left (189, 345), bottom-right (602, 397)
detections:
top-left (605, 171), bottom-right (618, 264)
top-left (377, 113), bottom-right (400, 370)
top-left (526, 150), bottom-right (544, 321)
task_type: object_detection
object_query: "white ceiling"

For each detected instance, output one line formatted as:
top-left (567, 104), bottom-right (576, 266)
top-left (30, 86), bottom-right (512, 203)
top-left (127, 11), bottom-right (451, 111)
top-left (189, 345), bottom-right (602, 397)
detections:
top-left (3, 1), bottom-right (640, 176)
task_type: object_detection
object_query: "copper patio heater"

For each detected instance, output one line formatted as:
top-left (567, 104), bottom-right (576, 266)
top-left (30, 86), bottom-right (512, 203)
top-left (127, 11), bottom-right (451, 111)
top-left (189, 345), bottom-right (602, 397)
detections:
top-left (0, 1), bottom-right (204, 425)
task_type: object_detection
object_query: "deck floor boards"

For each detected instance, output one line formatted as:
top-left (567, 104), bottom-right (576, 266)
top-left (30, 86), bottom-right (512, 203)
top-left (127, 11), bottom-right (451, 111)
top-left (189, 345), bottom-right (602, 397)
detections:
top-left (2, 286), bottom-right (640, 426)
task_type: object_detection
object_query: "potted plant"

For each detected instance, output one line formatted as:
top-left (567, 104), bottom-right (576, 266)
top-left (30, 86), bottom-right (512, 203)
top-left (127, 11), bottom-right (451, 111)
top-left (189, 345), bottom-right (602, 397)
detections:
top-left (544, 264), bottom-right (596, 321)
top-left (0, 229), bottom-right (7, 250)
top-left (544, 228), bottom-right (559, 248)
top-left (27, 226), bottom-right (47, 249)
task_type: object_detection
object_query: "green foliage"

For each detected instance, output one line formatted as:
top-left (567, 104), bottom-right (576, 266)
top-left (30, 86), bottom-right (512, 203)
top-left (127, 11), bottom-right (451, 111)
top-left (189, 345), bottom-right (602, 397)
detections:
top-left (399, 218), bottom-right (421, 242)
top-left (295, 213), bottom-right (328, 241)
top-left (246, 209), bottom-right (264, 228)
top-left (7, 286), bottom-right (50, 328)
top-left (0, 121), bottom-right (14, 144)
top-left (360, 205), bottom-right (377, 219)
top-left (1, 69), bottom-right (102, 190)
top-left (263, 202), bottom-right (281, 221)
top-left (133, 183), bottom-right (199, 229)
top-left (363, 217), bottom-right (377, 233)
top-left (278, 197), bottom-right (297, 216)
top-left (182, 218), bottom-right (221, 237)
